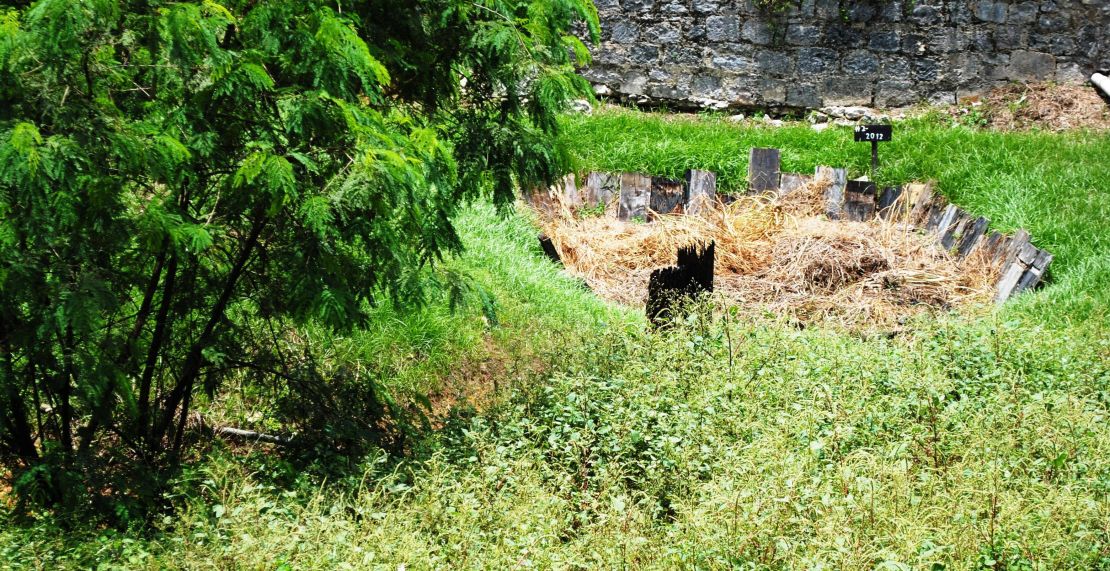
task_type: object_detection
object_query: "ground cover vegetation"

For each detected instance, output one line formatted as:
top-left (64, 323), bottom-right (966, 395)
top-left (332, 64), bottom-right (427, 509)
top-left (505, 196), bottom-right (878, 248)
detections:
top-left (0, 0), bottom-right (599, 519)
top-left (3, 103), bottom-right (1109, 568)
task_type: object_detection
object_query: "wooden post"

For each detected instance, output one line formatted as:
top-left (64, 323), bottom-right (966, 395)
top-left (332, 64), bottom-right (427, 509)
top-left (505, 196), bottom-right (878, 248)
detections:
top-left (748, 148), bottom-right (781, 194)
top-left (939, 207), bottom-right (971, 250)
top-left (815, 166), bottom-right (847, 220)
top-left (876, 186), bottom-right (903, 219)
top-left (649, 176), bottom-right (685, 220)
top-left (584, 172), bottom-right (619, 212)
top-left (905, 183), bottom-right (936, 226)
top-left (556, 173), bottom-right (580, 209)
top-left (1014, 249), bottom-right (1053, 293)
top-left (955, 216), bottom-right (990, 258)
top-left (844, 180), bottom-right (877, 221)
top-left (685, 169), bottom-right (717, 215)
top-left (618, 172), bottom-right (651, 221)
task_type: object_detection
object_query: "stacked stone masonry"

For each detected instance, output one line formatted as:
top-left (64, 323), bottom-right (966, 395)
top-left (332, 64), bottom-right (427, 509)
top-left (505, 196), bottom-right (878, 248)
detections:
top-left (584, 0), bottom-right (1110, 110)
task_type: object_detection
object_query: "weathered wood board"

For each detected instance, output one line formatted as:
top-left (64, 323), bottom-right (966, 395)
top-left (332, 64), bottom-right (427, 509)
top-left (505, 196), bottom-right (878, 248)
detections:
top-left (649, 176), bottom-right (685, 220)
top-left (584, 172), bottom-right (619, 211)
top-left (815, 166), bottom-right (847, 220)
top-left (538, 234), bottom-right (561, 264)
top-left (685, 169), bottom-right (717, 215)
top-left (876, 186), bottom-right (903, 219)
top-left (749, 148), bottom-right (781, 194)
top-left (844, 180), bottom-right (877, 221)
top-left (618, 172), bottom-right (651, 221)
top-left (955, 216), bottom-right (990, 257)
top-left (778, 173), bottom-right (811, 197)
top-left (939, 207), bottom-right (971, 250)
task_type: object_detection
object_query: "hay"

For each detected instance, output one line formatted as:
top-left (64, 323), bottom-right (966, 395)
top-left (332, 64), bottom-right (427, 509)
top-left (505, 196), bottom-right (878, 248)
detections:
top-left (530, 179), bottom-right (999, 329)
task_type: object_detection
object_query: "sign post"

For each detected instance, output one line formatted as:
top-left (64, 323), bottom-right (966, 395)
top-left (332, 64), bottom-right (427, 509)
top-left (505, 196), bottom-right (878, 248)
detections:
top-left (853, 124), bottom-right (892, 176)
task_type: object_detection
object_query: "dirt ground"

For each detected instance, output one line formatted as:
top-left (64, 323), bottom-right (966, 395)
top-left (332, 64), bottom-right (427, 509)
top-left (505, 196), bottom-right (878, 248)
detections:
top-left (954, 82), bottom-right (1110, 132)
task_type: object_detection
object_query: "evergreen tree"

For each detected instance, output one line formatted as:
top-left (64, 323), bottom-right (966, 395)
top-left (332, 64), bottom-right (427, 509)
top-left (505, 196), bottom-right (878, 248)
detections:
top-left (0, 0), bottom-right (597, 516)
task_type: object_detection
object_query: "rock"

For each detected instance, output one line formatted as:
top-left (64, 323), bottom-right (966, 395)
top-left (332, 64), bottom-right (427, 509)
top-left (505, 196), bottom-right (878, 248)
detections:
top-left (593, 84), bottom-right (612, 97)
top-left (1009, 50), bottom-right (1057, 81)
top-left (812, 122), bottom-right (829, 132)
top-left (974, 1), bottom-right (1007, 23)
top-left (705, 15), bottom-right (740, 42)
top-left (727, 114), bottom-right (745, 122)
top-left (569, 99), bottom-right (593, 114)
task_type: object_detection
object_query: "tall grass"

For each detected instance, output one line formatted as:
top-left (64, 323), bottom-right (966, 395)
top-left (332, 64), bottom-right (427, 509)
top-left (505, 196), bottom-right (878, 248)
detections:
top-left (4, 111), bottom-right (1110, 569)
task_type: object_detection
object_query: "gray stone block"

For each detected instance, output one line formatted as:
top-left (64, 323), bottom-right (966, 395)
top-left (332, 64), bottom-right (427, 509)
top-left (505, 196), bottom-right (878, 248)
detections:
top-left (875, 80), bottom-right (917, 107)
top-left (993, 26), bottom-right (1025, 51)
top-left (1037, 14), bottom-right (1071, 33)
top-left (755, 49), bottom-right (794, 77)
top-left (786, 24), bottom-right (822, 46)
top-left (609, 21), bottom-right (640, 44)
top-left (705, 15), bottom-right (740, 42)
top-left (1008, 50), bottom-right (1056, 80)
top-left (1009, 2), bottom-right (1039, 24)
top-left (711, 54), bottom-right (754, 72)
top-left (646, 23), bottom-right (681, 44)
top-left (741, 20), bottom-right (774, 45)
top-left (975, 1), bottom-right (1007, 23)
top-left (823, 78), bottom-right (873, 106)
top-left (870, 31), bottom-right (902, 52)
top-left (691, 0), bottom-right (719, 14)
top-left (787, 84), bottom-right (822, 108)
top-left (797, 48), bottom-right (838, 74)
top-left (842, 50), bottom-right (880, 77)
top-left (909, 3), bottom-right (943, 26)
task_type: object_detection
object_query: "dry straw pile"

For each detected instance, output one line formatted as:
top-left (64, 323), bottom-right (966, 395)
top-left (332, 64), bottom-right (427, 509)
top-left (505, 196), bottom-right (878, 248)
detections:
top-left (530, 179), bottom-right (1000, 328)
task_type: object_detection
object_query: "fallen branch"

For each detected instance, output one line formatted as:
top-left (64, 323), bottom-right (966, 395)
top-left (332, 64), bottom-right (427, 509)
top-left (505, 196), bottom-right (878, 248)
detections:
top-left (214, 425), bottom-right (295, 446)
top-left (192, 412), bottom-right (296, 446)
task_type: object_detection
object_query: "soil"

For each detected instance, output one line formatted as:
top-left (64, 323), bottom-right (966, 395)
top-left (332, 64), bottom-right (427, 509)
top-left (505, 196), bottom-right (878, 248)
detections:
top-left (956, 82), bottom-right (1110, 132)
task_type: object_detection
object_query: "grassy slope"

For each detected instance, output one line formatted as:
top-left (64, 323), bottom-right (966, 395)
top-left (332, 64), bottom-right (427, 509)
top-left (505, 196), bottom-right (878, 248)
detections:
top-left (3, 111), bottom-right (1110, 569)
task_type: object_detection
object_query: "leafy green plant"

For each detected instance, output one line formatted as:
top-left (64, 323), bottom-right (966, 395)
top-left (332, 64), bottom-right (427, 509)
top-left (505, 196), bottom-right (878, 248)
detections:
top-left (0, 0), bottom-right (598, 519)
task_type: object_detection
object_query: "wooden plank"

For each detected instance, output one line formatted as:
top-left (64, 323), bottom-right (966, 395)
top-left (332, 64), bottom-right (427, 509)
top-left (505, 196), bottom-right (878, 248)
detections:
top-left (1014, 249), bottom-right (1052, 294)
top-left (906, 183), bottom-right (938, 226)
top-left (778, 173), bottom-right (811, 197)
top-left (684, 169), bottom-right (717, 215)
top-left (618, 172), bottom-right (651, 221)
top-left (748, 148), bottom-right (781, 194)
top-left (877, 186), bottom-right (903, 219)
top-left (939, 207), bottom-right (970, 250)
top-left (538, 234), bottom-right (561, 264)
top-left (583, 172), bottom-right (619, 211)
top-left (649, 176), bottom-right (685, 220)
top-left (923, 200), bottom-right (951, 234)
top-left (994, 260), bottom-right (1026, 304)
top-left (844, 180), bottom-right (877, 222)
top-left (955, 216), bottom-right (990, 258)
top-left (815, 166), bottom-right (847, 220)
top-left (1001, 229), bottom-right (1031, 264)
top-left (555, 173), bottom-right (580, 208)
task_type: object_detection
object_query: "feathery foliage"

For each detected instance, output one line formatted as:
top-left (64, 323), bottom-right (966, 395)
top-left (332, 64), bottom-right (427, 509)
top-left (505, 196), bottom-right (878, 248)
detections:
top-left (0, 0), bottom-right (598, 519)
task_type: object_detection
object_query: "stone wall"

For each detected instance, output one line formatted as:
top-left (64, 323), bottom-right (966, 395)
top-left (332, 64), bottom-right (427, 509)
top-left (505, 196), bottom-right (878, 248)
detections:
top-left (584, 0), bottom-right (1110, 110)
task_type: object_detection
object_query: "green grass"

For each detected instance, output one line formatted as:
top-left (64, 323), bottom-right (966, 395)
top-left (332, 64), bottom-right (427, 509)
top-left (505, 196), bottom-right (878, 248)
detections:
top-left (3, 111), bottom-right (1110, 569)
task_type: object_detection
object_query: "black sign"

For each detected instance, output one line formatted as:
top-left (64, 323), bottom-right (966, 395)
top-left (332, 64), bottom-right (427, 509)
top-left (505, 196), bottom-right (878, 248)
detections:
top-left (854, 124), bottom-right (892, 143)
